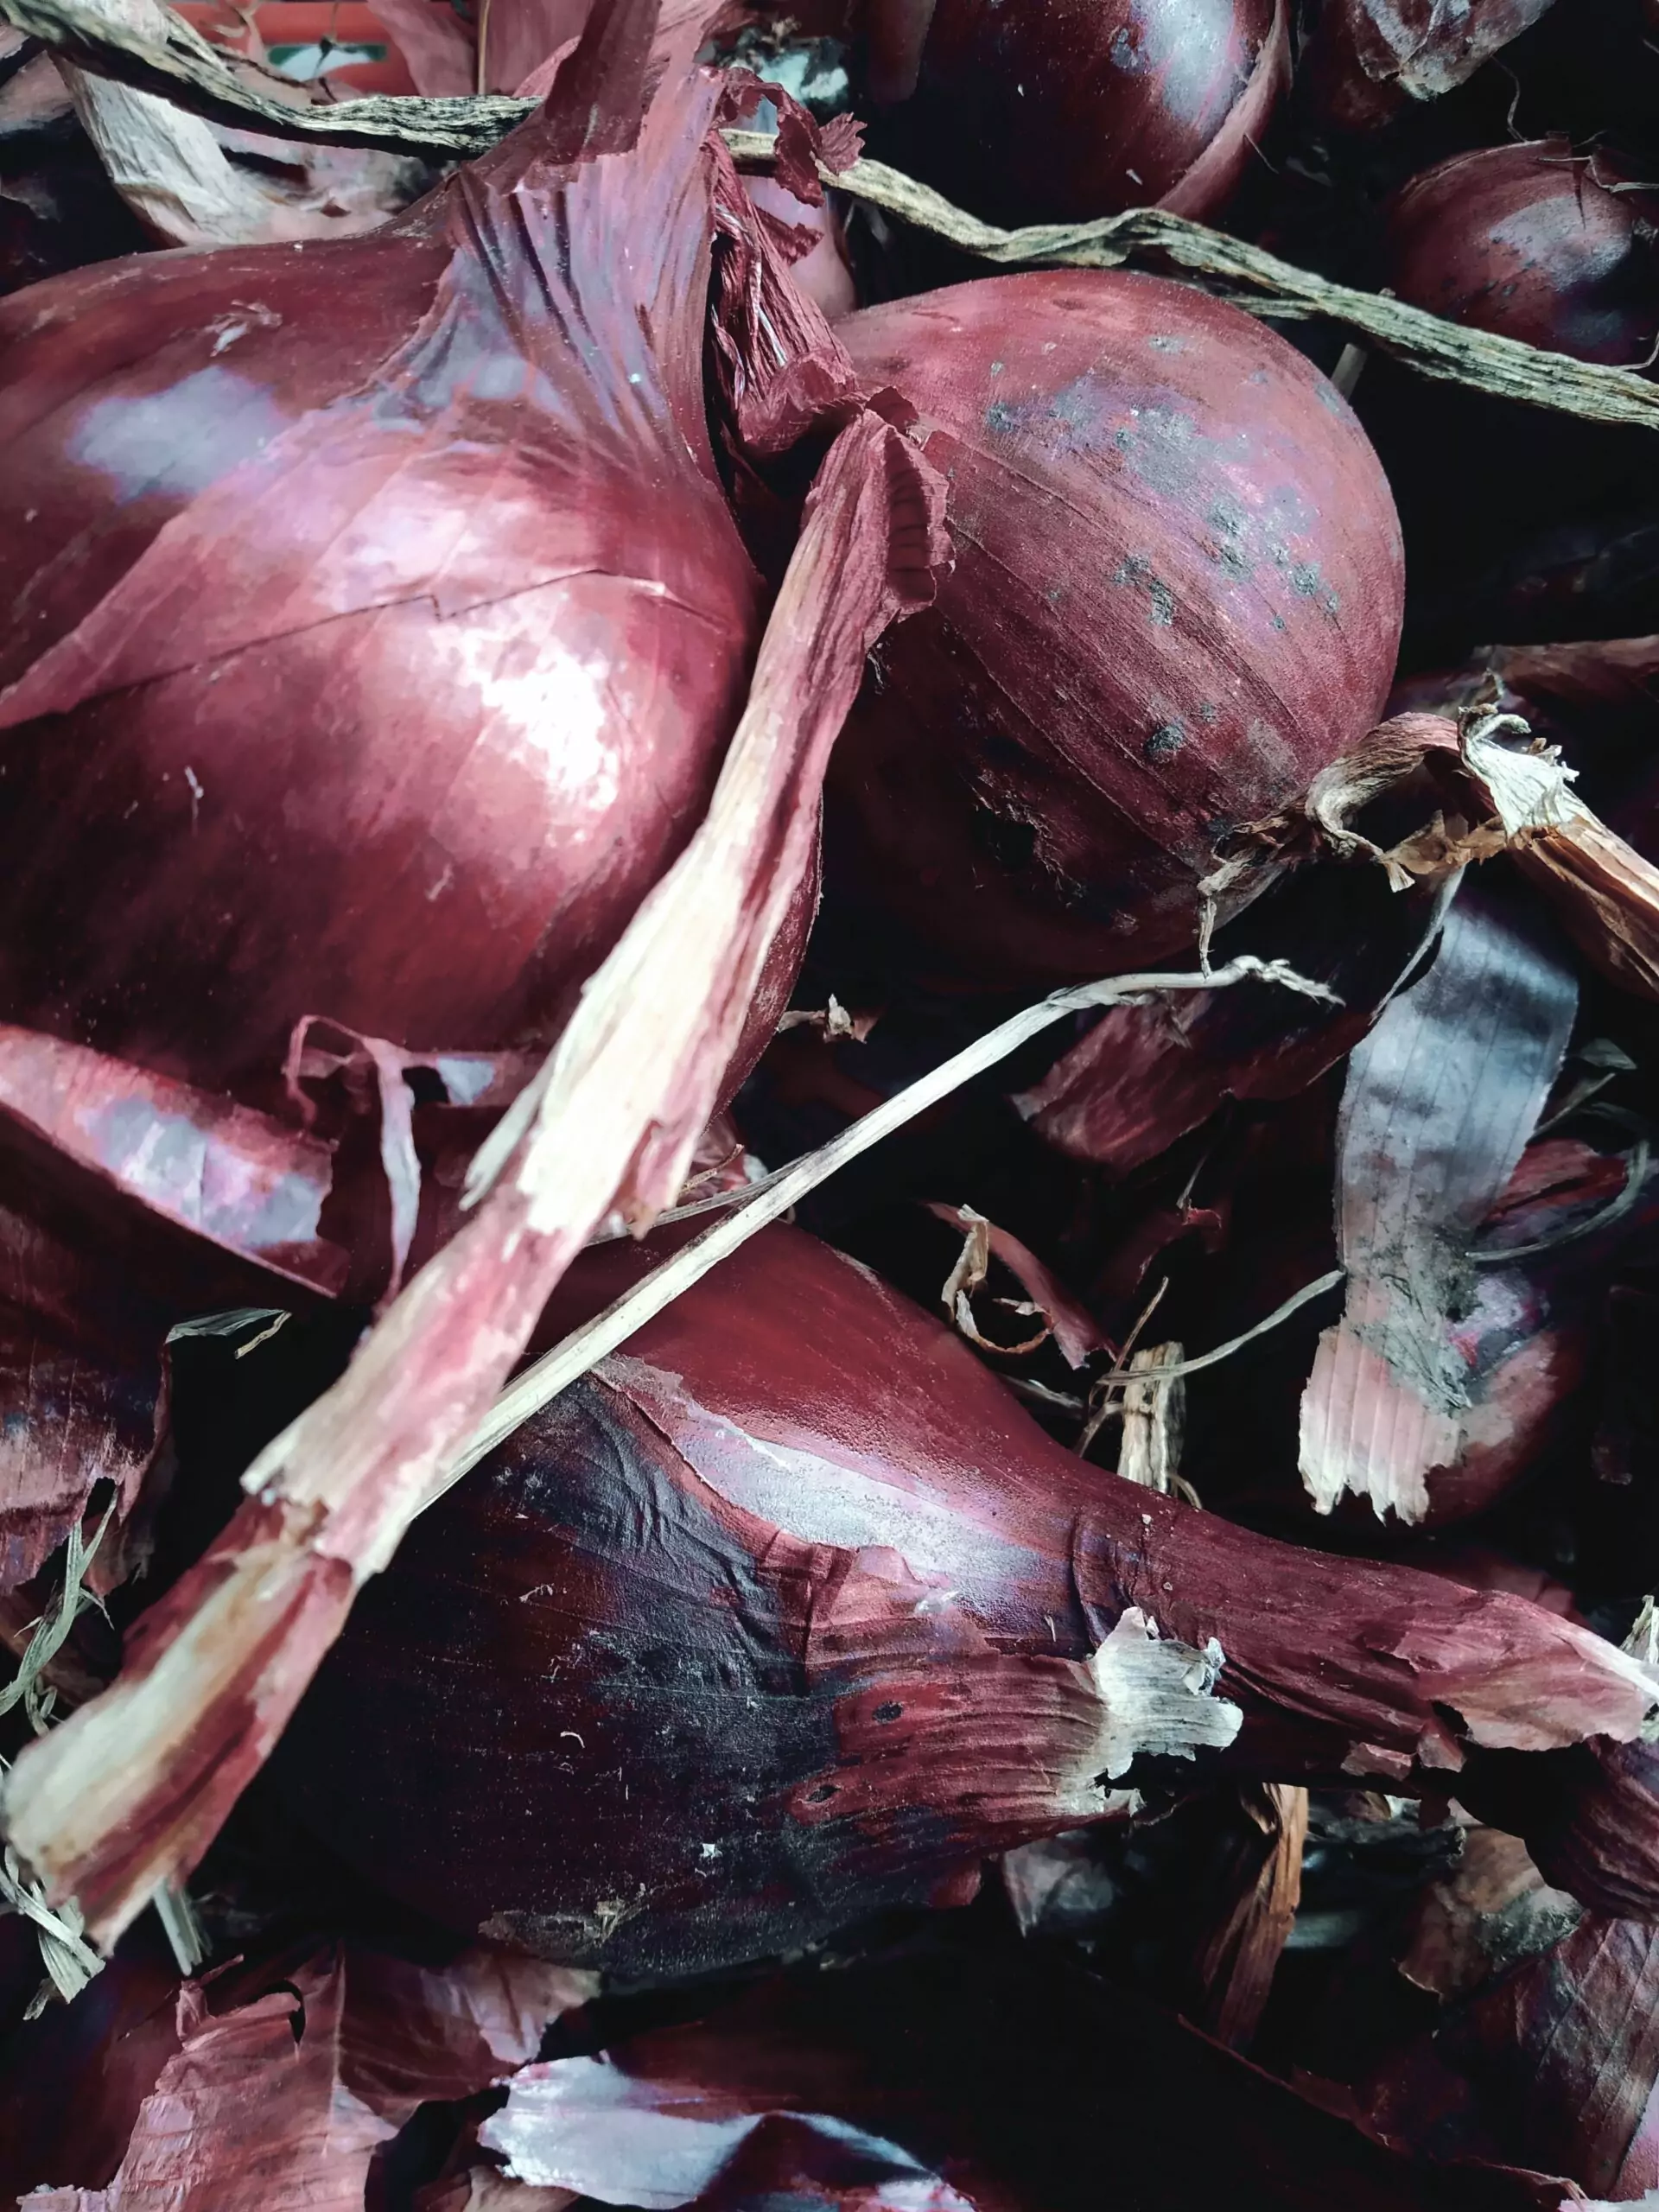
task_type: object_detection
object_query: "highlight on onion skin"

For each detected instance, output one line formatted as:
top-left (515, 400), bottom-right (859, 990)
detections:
top-left (1384, 139), bottom-right (1659, 368)
top-left (823, 270), bottom-right (1405, 988)
top-left (869, 0), bottom-right (1287, 226)
top-left (0, 86), bottom-right (766, 1122)
top-left (276, 1224), bottom-right (1659, 1980)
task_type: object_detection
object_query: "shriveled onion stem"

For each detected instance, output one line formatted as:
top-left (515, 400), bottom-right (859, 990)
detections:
top-left (450, 957), bottom-right (1338, 1484)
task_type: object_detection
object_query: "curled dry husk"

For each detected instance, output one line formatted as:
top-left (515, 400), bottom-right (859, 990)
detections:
top-left (0, 1027), bottom-right (356, 1589)
top-left (1187, 1779), bottom-right (1308, 2050)
top-left (0, 10), bottom-right (951, 1941)
top-left (266, 1224), bottom-right (1659, 1977)
top-left (876, 0), bottom-right (1288, 226)
top-left (927, 1198), bottom-right (1108, 1367)
top-left (1205, 709), bottom-right (1659, 1005)
top-left (0, 1936), bottom-right (591, 2205)
top-left (1307, 0), bottom-right (1561, 131)
top-left (827, 267), bottom-right (1405, 985)
top-left (476, 1940), bottom-right (1580, 2210)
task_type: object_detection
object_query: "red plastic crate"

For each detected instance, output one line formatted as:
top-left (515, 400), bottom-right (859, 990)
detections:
top-left (173, 3), bottom-right (464, 98)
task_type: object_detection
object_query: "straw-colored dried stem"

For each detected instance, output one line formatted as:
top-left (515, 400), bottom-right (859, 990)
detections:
top-left (0, 0), bottom-right (531, 149)
top-left (3, 0), bottom-right (1657, 429)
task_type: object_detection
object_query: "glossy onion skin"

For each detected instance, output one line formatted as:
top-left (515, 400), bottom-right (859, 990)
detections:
top-left (882, 0), bottom-right (1287, 226)
top-left (280, 1224), bottom-right (1658, 1980)
top-left (1385, 140), bottom-right (1659, 366)
top-left (825, 271), bottom-right (1405, 985)
top-left (0, 122), bottom-right (765, 1114)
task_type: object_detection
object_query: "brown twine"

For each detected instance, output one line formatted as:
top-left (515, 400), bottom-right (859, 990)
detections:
top-left (5, 0), bottom-right (1658, 430)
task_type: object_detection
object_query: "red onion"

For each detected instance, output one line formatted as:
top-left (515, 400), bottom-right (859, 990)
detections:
top-left (0, 64), bottom-right (766, 1114)
top-left (823, 270), bottom-right (1405, 986)
top-left (874, 0), bottom-right (1288, 226)
top-left (1385, 139), bottom-right (1659, 367)
top-left (1364, 1901), bottom-right (1659, 2198)
top-left (276, 1222), bottom-right (1659, 1978)
top-left (0, 8), bottom-right (825, 1344)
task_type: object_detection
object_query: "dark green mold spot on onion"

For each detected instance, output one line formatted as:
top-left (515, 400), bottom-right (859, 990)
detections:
top-left (1114, 554), bottom-right (1176, 626)
top-left (1145, 721), bottom-right (1186, 761)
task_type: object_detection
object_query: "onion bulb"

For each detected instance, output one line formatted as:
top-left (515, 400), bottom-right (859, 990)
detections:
top-left (874, 0), bottom-right (1288, 226)
top-left (823, 270), bottom-right (1405, 986)
top-left (0, 40), bottom-right (773, 1126)
top-left (1385, 139), bottom-right (1659, 367)
top-left (277, 1224), bottom-right (1659, 1979)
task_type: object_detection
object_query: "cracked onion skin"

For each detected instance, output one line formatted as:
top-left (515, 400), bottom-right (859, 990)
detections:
top-left (1385, 140), bottom-right (1659, 367)
top-left (276, 1224), bottom-right (1659, 1980)
top-left (0, 106), bottom-right (768, 1118)
top-left (876, 0), bottom-right (1288, 227)
top-left (823, 270), bottom-right (1405, 987)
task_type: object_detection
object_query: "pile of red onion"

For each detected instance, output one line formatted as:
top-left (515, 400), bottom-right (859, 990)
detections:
top-left (8, 2), bottom-right (1659, 2205)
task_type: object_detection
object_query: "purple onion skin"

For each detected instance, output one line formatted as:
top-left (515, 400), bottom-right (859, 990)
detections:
top-left (825, 270), bottom-right (1404, 987)
top-left (0, 122), bottom-right (767, 1116)
top-left (742, 176), bottom-right (858, 321)
top-left (278, 1224), bottom-right (1659, 1980)
top-left (880, 0), bottom-right (1287, 226)
top-left (1385, 140), bottom-right (1659, 368)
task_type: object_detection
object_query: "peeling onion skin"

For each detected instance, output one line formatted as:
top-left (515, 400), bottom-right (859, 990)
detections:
top-left (741, 175), bottom-right (858, 321)
top-left (824, 270), bottom-right (1405, 986)
top-left (875, 0), bottom-right (1288, 226)
top-left (1385, 140), bottom-right (1659, 368)
top-left (279, 1224), bottom-right (1659, 1979)
top-left (0, 95), bottom-right (768, 1115)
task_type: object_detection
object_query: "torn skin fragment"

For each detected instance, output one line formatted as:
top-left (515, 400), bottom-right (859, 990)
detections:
top-left (1084, 1605), bottom-right (1242, 1779)
top-left (1300, 875), bottom-right (1578, 1525)
top-left (2, 1941), bottom-right (593, 2207)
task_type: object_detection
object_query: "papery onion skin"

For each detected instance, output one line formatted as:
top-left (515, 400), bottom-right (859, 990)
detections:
top-left (823, 270), bottom-right (1404, 986)
top-left (0, 89), bottom-right (766, 1116)
top-left (278, 1223), bottom-right (1659, 1979)
top-left (874, 0), bottom-right (1287, 226)
top-left (1385, 139), bottom-right (1659, 367)
top-left (743, 174), bottom-right (858, 320)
